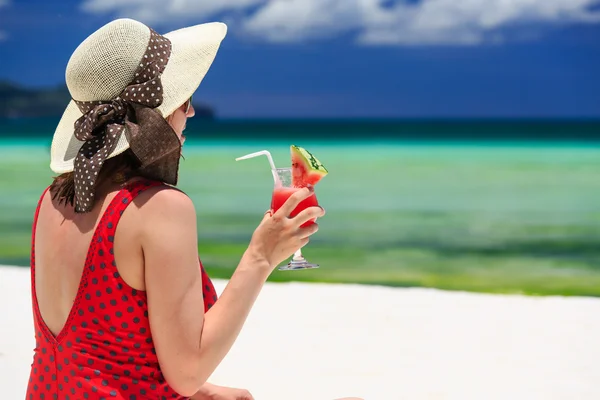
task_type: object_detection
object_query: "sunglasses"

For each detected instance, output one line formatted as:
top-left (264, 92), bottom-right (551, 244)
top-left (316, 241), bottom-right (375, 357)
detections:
top-left (184, 95), bottom-right (193, 114)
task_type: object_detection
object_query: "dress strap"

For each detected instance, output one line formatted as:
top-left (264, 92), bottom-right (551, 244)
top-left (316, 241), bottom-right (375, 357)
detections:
top-left (109, 179), bottom-right (164, 221)
top-left (104, 179), bottom-right (219, 311)
top-left (30, 186), bottom-right (51, 265)
top-left (30, 186), bottom-right (51, 305)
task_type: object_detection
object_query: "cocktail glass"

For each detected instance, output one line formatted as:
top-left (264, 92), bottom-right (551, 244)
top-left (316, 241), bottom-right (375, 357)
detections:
top-left (271, 167), bottom-right (319, 271)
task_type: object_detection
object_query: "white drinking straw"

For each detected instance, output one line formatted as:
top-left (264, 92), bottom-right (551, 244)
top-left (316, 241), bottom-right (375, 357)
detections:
top-left (235, 150), bottom-right (279, 183)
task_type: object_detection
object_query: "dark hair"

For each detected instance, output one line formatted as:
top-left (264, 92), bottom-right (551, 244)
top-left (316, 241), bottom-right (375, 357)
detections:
top-left (49, 150), bottom-right (141, 208)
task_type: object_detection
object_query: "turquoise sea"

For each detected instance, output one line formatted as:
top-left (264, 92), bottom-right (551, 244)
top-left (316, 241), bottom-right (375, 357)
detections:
top-left (1, 119), bottom-right (599, 296)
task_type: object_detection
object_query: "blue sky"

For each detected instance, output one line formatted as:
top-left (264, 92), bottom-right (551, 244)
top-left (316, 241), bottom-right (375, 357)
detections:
top-left (0, 0), bottom-right (599, 118)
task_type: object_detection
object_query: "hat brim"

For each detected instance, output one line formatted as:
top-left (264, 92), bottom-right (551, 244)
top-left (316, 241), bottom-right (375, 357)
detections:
top-left (50, 22), bottom-right (227, 174)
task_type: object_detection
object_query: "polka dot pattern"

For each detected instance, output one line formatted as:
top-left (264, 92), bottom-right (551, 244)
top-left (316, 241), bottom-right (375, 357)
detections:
top-left (71, 28), bottom-right (173, 213)
top-left (27, 180), bottom-right (218, 399)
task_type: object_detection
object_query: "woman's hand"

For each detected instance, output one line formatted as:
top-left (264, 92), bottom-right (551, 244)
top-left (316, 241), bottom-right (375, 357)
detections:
top-left (191, 383), bottom-right (254, 400)
top-left (245, 186), bottom-right (325, 270)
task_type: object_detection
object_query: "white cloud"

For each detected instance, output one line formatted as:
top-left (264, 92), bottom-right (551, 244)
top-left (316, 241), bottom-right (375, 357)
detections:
top-left (81, 0), bottom-right (268, 23)
top-left (356, 0), bottom-right (600, 45)
top-left (80, 0), bottom-right (600, 46)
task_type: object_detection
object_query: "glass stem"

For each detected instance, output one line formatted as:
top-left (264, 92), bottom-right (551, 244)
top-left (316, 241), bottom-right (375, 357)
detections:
top-left (292, 249), bottom-right (304, 261)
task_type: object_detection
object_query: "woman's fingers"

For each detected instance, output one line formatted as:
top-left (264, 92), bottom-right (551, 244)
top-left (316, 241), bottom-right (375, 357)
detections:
top-left (292, 206), bottom-right (325, 227)
top-left (298, 222), bottom-right (319, 239)
top-left (275, 186), bottom-right (314, 218)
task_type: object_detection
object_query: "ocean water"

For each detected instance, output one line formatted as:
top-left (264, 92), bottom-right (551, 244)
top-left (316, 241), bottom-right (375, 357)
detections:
top-left (2, 117), bottom-right (600, 141)
top-left (1, 119), bottom-right (599, 294)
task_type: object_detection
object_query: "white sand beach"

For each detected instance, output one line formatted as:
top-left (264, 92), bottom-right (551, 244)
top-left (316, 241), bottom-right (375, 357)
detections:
top-left (1, 265), bottom-right (599, 399)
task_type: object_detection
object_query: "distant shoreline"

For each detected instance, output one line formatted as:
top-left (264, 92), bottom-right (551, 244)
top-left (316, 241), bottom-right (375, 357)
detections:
top-left (0, 81), bottom-right (216, 119)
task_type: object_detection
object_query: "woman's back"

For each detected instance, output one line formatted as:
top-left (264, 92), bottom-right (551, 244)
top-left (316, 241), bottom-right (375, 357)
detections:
top-left (27, 179), bottom-right (217, 399)
top-left (27, 17), bottom-right (329, 399)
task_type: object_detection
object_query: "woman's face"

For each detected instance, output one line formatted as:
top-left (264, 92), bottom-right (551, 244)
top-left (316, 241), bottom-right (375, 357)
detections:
top-left (167, 98), bottom-right (195, 143)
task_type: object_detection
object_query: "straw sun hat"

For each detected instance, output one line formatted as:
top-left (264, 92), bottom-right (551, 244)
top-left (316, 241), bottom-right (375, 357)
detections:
top-left (49, 18), bottom-right (227, 212)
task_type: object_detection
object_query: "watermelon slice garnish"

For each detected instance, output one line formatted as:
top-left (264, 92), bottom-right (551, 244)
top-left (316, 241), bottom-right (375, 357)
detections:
top-left (291, 145), bottom-right (328, 187)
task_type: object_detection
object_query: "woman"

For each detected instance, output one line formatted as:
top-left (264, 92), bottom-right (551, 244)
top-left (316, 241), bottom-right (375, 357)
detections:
top-left (26, 18), bottom-right (356, 400)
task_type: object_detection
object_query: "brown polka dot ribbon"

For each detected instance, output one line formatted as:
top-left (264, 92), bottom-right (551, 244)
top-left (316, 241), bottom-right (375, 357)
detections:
top-left (72, 29), bottom-right (180, 213)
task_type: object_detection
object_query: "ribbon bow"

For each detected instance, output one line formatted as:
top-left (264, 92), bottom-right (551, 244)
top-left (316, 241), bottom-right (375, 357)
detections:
top-left (71, 28), bottom-right (176, 213)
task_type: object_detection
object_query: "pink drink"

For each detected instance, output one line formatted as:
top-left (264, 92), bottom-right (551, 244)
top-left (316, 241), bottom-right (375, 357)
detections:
top-left (271, 187), bottom-right (319, 228)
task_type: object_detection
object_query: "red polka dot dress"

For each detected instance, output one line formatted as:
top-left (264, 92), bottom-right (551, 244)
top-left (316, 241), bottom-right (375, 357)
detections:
top-left (27, 180), bottom-right (218, 399)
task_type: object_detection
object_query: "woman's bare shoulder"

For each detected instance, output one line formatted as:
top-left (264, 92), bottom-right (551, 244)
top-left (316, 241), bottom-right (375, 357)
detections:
top-left (132, 184), bottom-right (197, 229)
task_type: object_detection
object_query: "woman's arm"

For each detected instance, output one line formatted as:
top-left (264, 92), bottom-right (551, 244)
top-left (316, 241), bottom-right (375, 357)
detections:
top-left (138, 186), bottom-right (322, 396)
